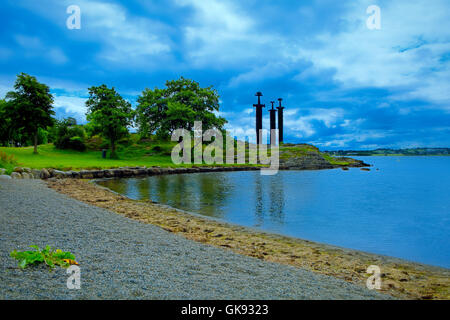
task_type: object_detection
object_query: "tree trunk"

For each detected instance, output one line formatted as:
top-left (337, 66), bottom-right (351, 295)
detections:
top-left (110, 140), bottom-right (116, 159)
top-left (33, 131), bottom-right (38, 154)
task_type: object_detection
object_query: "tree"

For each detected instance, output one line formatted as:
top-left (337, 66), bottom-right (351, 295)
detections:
top-left (5, 73), bottom-right (55, 153)
top-left (0, 99), bottom-right (11, 146)
top-left (136, 77), bottom-right (227, 138)
top-left (85, 85), bottom-right (134, 158)
top-left (54, 118), bottom-right (87, 151)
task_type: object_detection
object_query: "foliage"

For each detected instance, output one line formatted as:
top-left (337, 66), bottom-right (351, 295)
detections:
top-left (136, 77), bottom-right (227, 138)
top-left (10, 245), bottom-right (77, 269)
top-left (0, 150), bottom-right (18, 174)
top-left (5, 73), bottom-right (55, 153)
top-left (86, 85), bottom-right (134, 158)
top-left (0, 99), bottom-right (11, 146)
top-left (54, 118), bottom-right (87, 151)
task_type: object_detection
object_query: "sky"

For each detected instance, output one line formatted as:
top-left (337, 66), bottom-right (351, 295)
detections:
top-left (0, 0), bottom-right (449, 150)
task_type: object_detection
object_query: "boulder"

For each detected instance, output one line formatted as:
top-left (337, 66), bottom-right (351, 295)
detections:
top-left (11, 172), bottom-right (22, 179)
top-left (136, 168), bottom-right (147, 175)
top-left (70, 171), bottom-right (81, 179)
top-left (121, 169), bottom-right (134, 177)
top-left (21, 172), bottom-right (32, 179)
top-left (0, 168), bottom-right (6, 175)
top-left (31, 169), bottom-right (42, 179)
top-left (40, 169), bottom-right (51, 179)
top-left (0, 175), bottom-right (12, 180)
top-left (80, 170), bottom-right (94, 179)
top-left (47, 168), bottom-right (55, 177)
top-left (93, 170), bottom-right (104, 178)
top-left (103, 170), bottom-right (114, 178)
top-left (13, 167), bottom-right (23, 173)
top-left (53, 170), bottom-right (66, 179)
top-left (23, 167), bottom-right (32, 173)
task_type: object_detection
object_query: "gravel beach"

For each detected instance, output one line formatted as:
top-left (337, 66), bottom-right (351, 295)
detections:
top-left (0, 179), bottom-right (390, 300)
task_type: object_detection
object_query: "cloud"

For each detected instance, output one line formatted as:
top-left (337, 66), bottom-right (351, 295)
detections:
top-left (2, 0), bottom-right (449, 149)
top-left (176, 0), bottom-right (275, 67)
top-left (52, 95), bottom-right (87, 122)
top-left (14, 34), bottom-right (68, 65)
top-left (78, 0), bottom-right (172, 63)
top-left (291, 0), bottom-right (450, 105)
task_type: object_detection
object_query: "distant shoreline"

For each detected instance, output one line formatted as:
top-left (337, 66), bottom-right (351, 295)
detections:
top-left (324, 148), bottom-right (450, 157)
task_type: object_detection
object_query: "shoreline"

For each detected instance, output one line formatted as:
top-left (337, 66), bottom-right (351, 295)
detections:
top-left (47, 178), bottom-right (450, 300)
top-left (1, 179), bottom-right (390, 300)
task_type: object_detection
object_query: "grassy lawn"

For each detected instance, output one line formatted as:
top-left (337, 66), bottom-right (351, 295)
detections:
top-left (0, 141), bottom-right (348, 173)
top-left (0, 143), bottom-right (182, 171)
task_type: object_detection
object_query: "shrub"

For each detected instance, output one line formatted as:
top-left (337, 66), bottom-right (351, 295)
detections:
top-left (54, 119), bottom-right (87, 151)
top-left (0, 150), bottom-right (18, 174)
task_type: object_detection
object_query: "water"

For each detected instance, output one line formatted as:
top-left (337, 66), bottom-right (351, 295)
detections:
top-left (97, 157), bottom-right (450, 268)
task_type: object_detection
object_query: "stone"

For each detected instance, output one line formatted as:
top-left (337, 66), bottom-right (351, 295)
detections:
top-left (0, 168), bottom-right (6, 175)
top-left (40, 169), bottom-right (51, 179)
top-left (11, 172), bottom-right (22, 179)
top-left (80, 171), bottom-right (94, 179)
top-left (46, 168), bottom-right (55, 178)
top-left (31, 169), bottom-right (42, 179)
top-left (93, 170), bottom-right (104, 178)
top-left (136, 168), bottom-right (147, 175)
top-left (0, 174), bottom-right (12, 180)
top-left (103, 170), bottom-right (114, 178)
top-left (121, 169), bottom-right (133, 177)
top-left (70, 171), bottom-right (81, 179)
top-left (53, 170), bottom-right (66, 179)
top-left (13, 167), bottom-right (23, 173)
top-left (21, 172), bottom-right (32, 179)
top-left (22, 167), bottom-right (32, 173)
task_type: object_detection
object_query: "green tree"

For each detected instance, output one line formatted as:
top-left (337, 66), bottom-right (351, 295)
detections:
top-left (85, 85), bottom-right (134, 158)
top-left (54, 118), bottom-right (87, 151)
top-left (136, 77), bottom-right (227, 138)
top-left (5, 73), bottom-right (55, 153)
top-left (0, 99), bottom-right (11, 146)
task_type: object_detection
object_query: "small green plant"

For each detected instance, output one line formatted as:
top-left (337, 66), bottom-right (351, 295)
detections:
top-left (10, 245), bottom-right (78, 269)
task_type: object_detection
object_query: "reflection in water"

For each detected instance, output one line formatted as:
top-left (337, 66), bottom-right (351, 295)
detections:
top-left (99, 172), bottom-right (285, 226)
top-left (268, 174), bottom-right (285, 227)
top-left (97, 157), bottom-right (450, 268)
top-left (253, 174), bottom-right (264, 227)
top-left (252, 174), bottom-right (286, 228)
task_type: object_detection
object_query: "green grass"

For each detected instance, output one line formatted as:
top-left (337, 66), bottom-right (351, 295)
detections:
top-left (0, 140), bottom-right (353, 171)
top-left (322, 154), bottom-right (351, 166)
top-left (279, 144), bottom-right (353, 166)
top-left (0, 140), bottom-right (259, 171)
top-left (0, 143), bottom-right (185, 171)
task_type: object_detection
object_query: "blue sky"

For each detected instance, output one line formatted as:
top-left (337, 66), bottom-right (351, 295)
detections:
top-left (0, 0), bottom-right (449, 150)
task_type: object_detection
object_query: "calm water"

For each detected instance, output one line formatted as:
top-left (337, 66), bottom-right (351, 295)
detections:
top-left (98, 157), bottom-right (450, 268)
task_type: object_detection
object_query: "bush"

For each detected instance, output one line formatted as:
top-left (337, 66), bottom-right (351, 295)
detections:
top-left (68, 136), bottom-right (87, 151)
top-left (85, 135), bottom-right (104, 151)
top-left (0, 150), bottom-right (18, 174)
top-left (54, 119), bottom-right (87, 151)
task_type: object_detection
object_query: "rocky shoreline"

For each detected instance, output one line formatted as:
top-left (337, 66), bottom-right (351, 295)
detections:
top-left (0, 156), bottom-right (370, 180)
